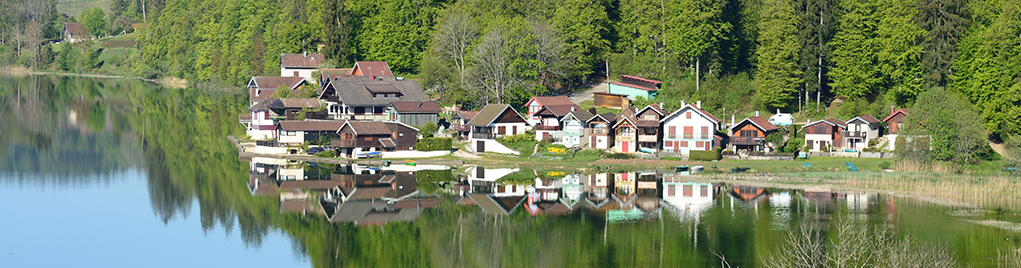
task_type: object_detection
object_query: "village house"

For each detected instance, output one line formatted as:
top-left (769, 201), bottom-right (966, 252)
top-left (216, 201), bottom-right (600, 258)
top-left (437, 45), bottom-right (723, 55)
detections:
top-left (883, 108), bottom-right (909, 150)
top-left (586, 113), bottom-right (617, 150)
top-left (63, 22), bottom-right (87, 43)
top-left (244, 99), bottom-right (282, 140)
top-left (247, 76), bottom-right (309, 106)
top-left (466, 104), bottom-right (527, 154)
top-left (524, 96), bottom-right (580, 125)
top-left (802, 118), bottom-right (848, 152)
top-left (844, 115), bottom-right (882, 151)
top-left (350, 61), bottom-right (394, 77)
top-left (634, 104), bottom-right (667, 152)
top-left (451, 110), bottom-right (480, 140)
top-left (533, 104), bottom-right (583, 142)
top-left (607, 75), bottom-right (661, 100)
top-left (318, 68), bottom-right (353, 85)
top-left (275, 120), bottom-right (345, 149)
top-left (318, 76), bottom-right (429, 121)
top-left (560, 111), bottom-right (594, 148)
top-left (331, 121), bottom-right (419, 158)
top-left (660, 101), bottom-right (722, 154)
top-left (279, 52), bottom-right (324, 81)
top-left (728, 115), bottom-right (779, 152)
top-left (385, 101), bottom-right (441, 127)
top-left (612, 108), bottom-right (638, 153)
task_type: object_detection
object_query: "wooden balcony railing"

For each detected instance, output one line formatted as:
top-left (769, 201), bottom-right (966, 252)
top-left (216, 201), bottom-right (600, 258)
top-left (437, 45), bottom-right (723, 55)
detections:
top-left (731, 137), bottom-right (764, 145)
top-left (638, 135), bottom-right (657, 142)
top-left (843, 131), bottom-right (866, 138)
top-left (535, 125), bottom-right (561, 131)
top-left (331, 140), bottom-right (356, 148)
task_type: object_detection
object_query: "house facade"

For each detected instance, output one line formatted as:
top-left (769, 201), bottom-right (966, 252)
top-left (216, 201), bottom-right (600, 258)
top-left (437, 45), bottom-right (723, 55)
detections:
top-left (607, 75), bottom-right (661, 100)
top-left (660, 102), bottom-right (721, 154)
top-left (883, 108), bottom-right (909, 150)
top-left (560, 111), bottom-right (594, 148)
top-left (634, 104), bottom-right (666, 152)
top-left (466, 104), bottom-right (528, 154)
top-left (524, 96), bottom-right (580, 125)
top-left (386, 101), bottom-right (441, 127)
top-left (533, 104), bottom-right (582, 142)
top-left (331, 121), bottom-right (419, 158)
top-left (613, 109), bottom-right (638, 153)
top-left (246, 99), bottom-right (282, 140)
top-left (802, 118), bottom-right (848, 152)
top-left (727, 116), bottom-right (778, 152)
top-left (586, 113), bottom-right (617, 149)
top-left (451, 110), bottom-right (479, 140)
top-left (63, 22), bottom-right (87, 43)
top-left (279, 53), bottom-right (324, 81)
top-left (844, 115), bottom-right (882, 150)
top-left (318, 76), bottom-right (430, 121)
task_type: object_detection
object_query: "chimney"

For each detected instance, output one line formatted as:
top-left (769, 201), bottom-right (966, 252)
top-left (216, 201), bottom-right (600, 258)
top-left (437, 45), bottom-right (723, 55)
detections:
top-left (696, 101), bottom-right (701, 109)
top-left (659, 102), bottom-right (664, 108)
top-left (731, 114), bottom-right (735, 126)
top-left (303, 51), bottom-right (307, 57)
top-left (681, 100), bottom-right (686, 107)
top-left (755, 111), bottom-right (759, 117)
top-left (891, 106), bottom-right (895, 114)
top-left (777, 109), bottom-right (781, 114)
top-left (571, 106), bottom-right (576, 112)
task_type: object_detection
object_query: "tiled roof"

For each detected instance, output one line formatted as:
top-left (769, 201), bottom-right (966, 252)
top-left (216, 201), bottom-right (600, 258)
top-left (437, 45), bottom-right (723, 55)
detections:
top-left (535, 104), bottom-right (581, 117)
top-left (883, 109), bottom-right (909, 122)
top-left (323, 80), bottom-right (429, 107)
top-left (342, 121), bottom-right (392, 135)
top-left (277, 120), bottom-right (345, 131)
top-left (64, 22), bottom-right (82, 33)
top-left (279, 180), bottom-right (346, 190)
top-left (393, 198), bottom-right (441, 209)
top-left (730, 116), bottom-right (778, 132)
top-left (269, 98), bottom-right (321, 109)
top-left (379, 138), bottom-right (396, 148)
top-left (249, 76), bottom-right (307, 90)
top-left (531, 96), bottom-right (577, 107)
top-left (346, 187), bottom-right (391, 200)
top-left (320, 68), bottom-right (352, 81)
top-left (849, 115), bottom-right (882, 124)
top-left (802, 118), bottom-right (848, 129)
top-left (467, 104), bottom-right (524, 126)
top-left (389, 101), bottom-right (441, 113)
top-left (454, 110), bottom-right (480, 121)
top-left (608, 81), bottom-right (658, 92)
top-left (621, 75), bottom-right (662, 85)
top-left (352, 61), bottom-right (394, 77)
top-left (279, 53), bottom-right (324, 68)
top-left (565, 111), bottom-right (594, 122)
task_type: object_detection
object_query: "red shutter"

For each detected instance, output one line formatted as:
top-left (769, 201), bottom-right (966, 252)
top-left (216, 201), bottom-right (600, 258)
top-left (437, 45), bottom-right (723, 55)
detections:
top-left (680, 141), bottom-right (688, 147)
top-left (686, 112), bottom-right (691, 119)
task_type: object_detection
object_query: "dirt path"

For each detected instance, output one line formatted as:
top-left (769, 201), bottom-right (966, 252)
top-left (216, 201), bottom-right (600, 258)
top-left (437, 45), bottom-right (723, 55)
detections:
top-left (453, 150), bottom-right (481, 159)
top-left (990, 142), bottom-right (1007, 158)
top-left (568, 82), bottom-right (607, 104)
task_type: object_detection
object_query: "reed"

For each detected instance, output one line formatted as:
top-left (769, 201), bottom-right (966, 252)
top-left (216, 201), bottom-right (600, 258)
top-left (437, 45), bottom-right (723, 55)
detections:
top-left (997, 247), bottom-right (1021, 268)
top-left (840, 172), bottom-right (1021, 213)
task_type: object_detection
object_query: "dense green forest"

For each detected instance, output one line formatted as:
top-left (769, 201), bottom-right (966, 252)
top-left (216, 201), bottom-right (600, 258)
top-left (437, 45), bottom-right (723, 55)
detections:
top-left (1, 0), bottom-right (1019, 147)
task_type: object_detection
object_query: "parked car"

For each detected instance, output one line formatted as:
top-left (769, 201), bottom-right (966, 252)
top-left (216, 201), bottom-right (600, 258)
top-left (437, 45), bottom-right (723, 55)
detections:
top-left (306, 147), bottom-right (325, 155)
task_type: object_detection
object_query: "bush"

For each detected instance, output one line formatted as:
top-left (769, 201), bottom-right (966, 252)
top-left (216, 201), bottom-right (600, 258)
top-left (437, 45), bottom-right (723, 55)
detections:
top-left (496, 132), bottom-right (535, 143)
top-left (316, 150), bottom-right (336, 158)
top-left (419, 121), bottom-right (438, 138)
top-left (601, 151), bottom-right (633, 159)
top-left (416, 137), bottom-right (452, 151)
top-left (689, 147), bottom-right (722, 161)
top-left (784, 138), bottom-right (804, 153)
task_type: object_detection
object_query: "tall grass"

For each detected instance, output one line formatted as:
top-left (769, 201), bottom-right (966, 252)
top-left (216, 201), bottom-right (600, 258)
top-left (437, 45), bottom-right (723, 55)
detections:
top-left (841, 172), bottom-right (1021, 213)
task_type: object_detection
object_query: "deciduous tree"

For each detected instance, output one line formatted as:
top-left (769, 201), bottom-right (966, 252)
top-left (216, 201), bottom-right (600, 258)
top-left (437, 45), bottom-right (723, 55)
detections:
top-left (755, 0), bottom-right (801, 109)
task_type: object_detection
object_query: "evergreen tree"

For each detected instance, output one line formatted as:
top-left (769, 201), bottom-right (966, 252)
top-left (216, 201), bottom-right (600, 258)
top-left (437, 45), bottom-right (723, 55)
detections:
top-left (666, 0), bottom-right (731, 91)
top-left (916, 0), bottom-right (968, 87)
top-left (553, 0), bottom-right (612, 82)
top-left (795, 0), bottom-right (834, 112)
top-left (321, 0), bottom-right (352, 64)
top-left (755, 0), bottom-right (802, 109)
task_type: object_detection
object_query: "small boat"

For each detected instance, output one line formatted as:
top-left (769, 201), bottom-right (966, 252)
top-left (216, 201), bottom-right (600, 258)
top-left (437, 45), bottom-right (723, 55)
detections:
top-left (675, 166), bottom-right (689, 172)
top-left (356, 151), bottom-right (383, 159)
top-left (732, 167), bottom-right (751, 173)
top-left (406, 160), bottom-right (417, 166)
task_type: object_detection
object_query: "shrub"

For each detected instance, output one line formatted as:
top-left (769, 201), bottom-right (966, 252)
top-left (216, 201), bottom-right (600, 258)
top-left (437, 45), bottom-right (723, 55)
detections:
top-left (416, 137), bottom-right (452, 151)
top-left (316, 150), bottom-right (336, 158)
top-left (690, 147), bottom-right (722, 161)
top-left (601, 152), bottom-right (633, 159)
top-left (496, 132), bottom-right (535, 143)
top-left (784, 138), bottom-right (804, 153)
top-left (419, 121), bottom-right (438, 138)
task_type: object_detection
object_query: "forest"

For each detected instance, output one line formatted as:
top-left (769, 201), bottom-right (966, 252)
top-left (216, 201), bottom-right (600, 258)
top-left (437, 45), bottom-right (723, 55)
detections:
top-left (0, 0), bottom-right (1019, 152)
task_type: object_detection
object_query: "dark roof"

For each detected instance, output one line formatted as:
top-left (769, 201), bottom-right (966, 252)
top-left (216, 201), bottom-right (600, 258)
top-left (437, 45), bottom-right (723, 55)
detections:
top-left (345, 187), bottom-right (391, 200)
top-left (277, 121), bottom-right (345, 131)
top-left (248, 98), bottom-right (278, 112)
top-left (613, 108), bottom-right (637, 128)
top-left (587, 112), bottom-right (618, 124)
top-left (392, 198), bottom-right (441, 209)
top-left (64, 22), bottom-right (82, 33)
top-left (352, 61), bottom-right (394, 77)
top-left (320, 68), bottom-right (352, 81)
top-left (249, 76), bottom-right (307, 90)
top-left (639, 103), bottom-right (667, 115)
top-left (565, 111), bottom-right (594, 122)
top-left (467, 104), bottom-right (525, 126)
top-left (388, 101), bottom-right (442, 113)
top-left (621, 75), bottom-right (662, 85)
top-left (535, 104), bottom-right (582, 118)
top-left (802, 118), bottom-right (848, 129)
top-left (730, 116), bottom-right (778, 132)
top-left (279, 53), bottom-right (324, 68)
top-left (454, 110), bottom-right (480, 121)
top-left (848, 115), bottom-right (882, 124)
top-left (269, 98), bottom-right (321, 109)
top-left (279, 180), bottom-right (346, 190)
top-left (323, 80), bottom-right (429, 107)
top-left (340, 121), bottom-right (392, 135)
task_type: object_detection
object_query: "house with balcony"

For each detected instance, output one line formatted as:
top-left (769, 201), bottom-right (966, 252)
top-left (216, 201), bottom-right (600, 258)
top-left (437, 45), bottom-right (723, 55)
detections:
top-left (660, 101), bottom-right (722, 154)
top-left (247, 76), bottom-right (309, 106)
top-left (533, 104), bottom-right (582, 142)
top-left (802, 118), bottom-right (848, 152)
top-left (634, 104), bottom-right (667, 152)
top-left (586, 113), bottom-right (617, 149)
top-left (466, 104), bottom-right (528, 154)
top-left (612, 108), bottom-right (639, 153)
top-left (560, 111), bottom-right (594, 148)
top-left (844, 115), bottom-right (882, 150)
top-left (607, 75), bottom-right (661, 100)
top-left (245, 98), bottom-right (308, 140)
top-left (727, 115), bottom-right (779, 152)
top-left (385, 101), bottom-right (441, 126)
top-left (331, 121), bottom-right (419, 158)
top-left (318, 76), bottom-right (429, 121)
top-left (524, 96), bottom-right (580, 125)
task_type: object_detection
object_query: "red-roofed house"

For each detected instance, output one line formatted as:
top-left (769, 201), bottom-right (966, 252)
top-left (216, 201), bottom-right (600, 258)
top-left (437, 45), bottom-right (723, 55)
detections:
top-left (728, 115), bottom-right (779, 152)
top-left (607, 75), bottom-right (661, 100)
top-left (802, 118), bottom-right (848, 152)
top-left (883, 108), bottom-right (910, 150)
top-left (351, 61), bottom-right (393, 77)
top-left (661, 101), bottom-right (722, 154)
top-left (524, 96), bottom-right (580, 125)
top-left (279, 52), bottom-right (324, 81)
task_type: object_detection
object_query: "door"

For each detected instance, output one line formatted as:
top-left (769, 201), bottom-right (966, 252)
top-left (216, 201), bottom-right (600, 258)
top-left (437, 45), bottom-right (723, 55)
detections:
top-left (477, 140), bottom-right (486, 152)
top-left (673, 140), bottom-right (679, 152)
top-left (512, 126), bottom-right (518, 135)
top-left (622, 141), bottom-right (629, 152)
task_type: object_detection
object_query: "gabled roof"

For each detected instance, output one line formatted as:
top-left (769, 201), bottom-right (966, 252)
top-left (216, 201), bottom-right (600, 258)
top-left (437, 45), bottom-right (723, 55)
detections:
top-left (387, 101), bottom-right (441, 113)
top-left (612, 108), bottom-right (637, 128)
top-left (610, 75), bottom-right (663, 92)
top-left (662, 104), bottom-right (721, 124)
top-left (351, 61), bottom-right (394, 77)
top-left (279, 53), bottom-right (324, 68)
top-left (248, 98), bottom-right (278, 112)
top-left (465, 193), bottom-right (520, 215)
top-left (563, 111), bottom-right (594, 123)
top-left (534, 105), bottom-right (581, 118)
top-left (453, 110), bottom-right (480, 121)
top-left (847, 115), bottom-right (882, 125)
top-left (322, 80), bottom-right (429, 107)
top-left (338, 121), bottom-right (392, 135)
top-left (586, 112), bottom-right (618, 125)
top-left (529, 96), bottom-right (577, 107)
top-left (728, 116), bottom-right (779, 132)
top-left (467, 104), bottom-right (525, 126)
top-left (621, 75), bottom-right (662, 85)
top-left (268, 98), bottom-right (321, 109)
top-left (883, 109), bottom-right (909, 122)
top-left (608, 81), bottom-right (658, 92)
top-left (637, 103), bottom-right (667, 116)
top-left (248, 76), bottom-right (307, 90)
top-left (801, 118), bottom-right (848, 129)
top-left (277, 120), bottom-right (345, 131)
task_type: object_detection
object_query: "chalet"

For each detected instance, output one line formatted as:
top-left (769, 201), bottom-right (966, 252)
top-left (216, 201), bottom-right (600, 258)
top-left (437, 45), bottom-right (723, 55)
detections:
top-left (245, 99), bottom-right (283, 140)
top-left (634, 104), bottom-right (667, 152)
top-left (525, 96), bottom-right (580, 125)
top-left (350, 61), bottom-right (394, 77)
top-left (731, 185), bottom-right (768, 203)
top-left (466, 104), bottom-right (527, 153)
top-left (802, 118), bottom-right (848, 152)
top-left (386, 101), bottom-right (441, 126)
top-left (727, 115), bottom-right (779, 152)
top-left (844, 115), bottom-right (882, 150)
top-left (318, 76), bottom-right (430, 121)
top-left (318, 68), bottom-right (353, 85)
top-left (247, 76), bottom-right (309, 106)
top-left (560, 111), bottom-right (594, 148)
top-left (883, 108), bottom-right (909, 150)
top-left (279, 52), bottom-right (324, 81)
top-left (331, 121), bottom-right (420, 158)
top-left (275, 120), bottom-right (345, 148)
top-left (586, 112), bottom-right (617, 149)
top-left (660, 101), bottom-right (722, 154)
top-left (612, 108), bottom-right (638, 153)
top-left (451, 110), bottom-right (480, 139)
top-left (607, 75), bottom-right (661, 100)
top-left (63, 22), bottom-right (87, 43)
top-left (533, 104), bottom-right (583, 142)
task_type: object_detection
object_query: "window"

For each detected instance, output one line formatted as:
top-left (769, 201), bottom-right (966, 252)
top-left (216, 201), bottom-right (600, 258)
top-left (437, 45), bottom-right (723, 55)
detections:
top-left (644, 114), bottom-right (655, 120)
top-left (701, 126), bottom-right (710, 139)
top-left (686, 112), bottom-right (692, 119)
top-left (680, 141), bottom-right (688, 147)
top-left (399, 132), bottom-right (404, 137)
top-left (285, 175), bottom-right (296, 180)
top-left (668, 126), bottom-right (676, 139)
top-left (364, 137), bottom-right (372, 141)
top-left (286, 131), bottom-right (296, 136)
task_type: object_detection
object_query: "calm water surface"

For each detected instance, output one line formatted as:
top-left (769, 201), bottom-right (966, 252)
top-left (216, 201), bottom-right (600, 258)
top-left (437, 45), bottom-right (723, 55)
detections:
top-left (1, 74), bottom-right (1019, 267)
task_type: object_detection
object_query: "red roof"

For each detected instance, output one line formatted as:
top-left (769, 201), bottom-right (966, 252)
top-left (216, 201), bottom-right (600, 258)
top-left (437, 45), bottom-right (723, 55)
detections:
top-left (804, 118), bottom-right (848, 129)
top-left (608, 81), bottom-right (658, 92)
top-left (279, 53), bottom-right (324, 68)
top-left (249, 76), bottom-right (307, 90)
top-left (64, 22), bottom-right (82, 33)
top-left (455, 110), bottom-right (480, 121)
top-left (340, 121), bottom-right (392, 135)
top-left (883, 109), bottom-right (909, 122)
top-left (530, 96), bottom-right (576, 107)
top-left (621, 75), bottom-right (662, 85)
top-left (352, 61), bottom-right (393, 77)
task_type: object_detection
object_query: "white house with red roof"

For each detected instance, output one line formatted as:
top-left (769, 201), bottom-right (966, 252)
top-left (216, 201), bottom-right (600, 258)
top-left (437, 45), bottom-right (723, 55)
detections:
top-left (660, 101), bottom-right (722, 154)
top-left (524, 96), bottom-right (580, 125)
top-left (279, 53), bottom-right (324, 81)
top-left (607, 75), bottom-right (660, 100)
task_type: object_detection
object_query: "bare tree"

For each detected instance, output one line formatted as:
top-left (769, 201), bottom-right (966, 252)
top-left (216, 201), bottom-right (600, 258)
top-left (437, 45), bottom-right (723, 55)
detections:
top-left (24, 21), bottom-right (42, 67)
top-left (528, 19), bottom-right (570, 88)
top-left (469, 28), bottom-right (517, 104)
top-left (432, 8), bottom-right (479, 87)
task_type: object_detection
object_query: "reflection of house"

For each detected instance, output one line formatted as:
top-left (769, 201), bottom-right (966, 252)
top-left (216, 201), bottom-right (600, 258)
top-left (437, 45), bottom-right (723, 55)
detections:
top-left (661, 102), bottom-right (722, 154)
top-left (730, 185), bottom-right (767, 202)
top-left (560, 111), bottom-right (594, 148)
top-left (279, 53), bottom-right (324, 81)
top-left (802, 119), bottom-right (848, 152)
top-left (464, 167), bottom-right (525, 197)
top-left (586, 113), bottom-right (617, 149)
top-left (613, 172), bottom-right (636, 204)
top-left (458, 193), bottom-right (526, 216)
top-left (845, 192), bottom-right (873, 213)
top-left (607, 75), bottom-right (660, 100)
top-left (662, 179), bottom-right (714, 221)
top-left (385, 101), bottom-right (441, 126)
top-left (323, 198), bottom-right (439, 225)
top-left (466, 104), bottom-right (527, 154)
top-left (560, 174), bottom-right (587, 209)
top-left (331, 121), bottom-right (419, 158)
top-left (728, 115), bottom-right (779, 152)
top-left (844, 115), bottom-right (882, 150)
top-left (247, 76), bottom-right (309, 106)
top-left (318, 76), bottom-right (429, 121)
top-left (532, 178), bottom-right (563, 201)
top-left (586, 173), bottom-right (610, 208)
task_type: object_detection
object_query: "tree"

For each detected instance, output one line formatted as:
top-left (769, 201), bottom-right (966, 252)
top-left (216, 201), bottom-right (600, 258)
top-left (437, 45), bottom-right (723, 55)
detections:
top-left (355, 0), bottom-right (443, 73)
top-left (80, 7), bottom-right (108, 38)
top-left (875, 0), bottom-right (925, 104)
top-left (469, 28), bottom-right (515, 104)
top-left (667, 0), bottom-right (731, 91)
top-left (900, 87), bottom-right (991, 163)
top-left (827, 0), bottom-right (880, 100)
top-left (429, 6), bottom-right (479, 88)
top-left (553, 0), bottom-right (611, 82)
top-left (321, 0), bottom-right (352, 64)
top-left (916, 0), bottom-right (968, 88)
top-left (755, 0), bottom-right (802, 109)
top-left (795, 0), bottom-right (834, 112)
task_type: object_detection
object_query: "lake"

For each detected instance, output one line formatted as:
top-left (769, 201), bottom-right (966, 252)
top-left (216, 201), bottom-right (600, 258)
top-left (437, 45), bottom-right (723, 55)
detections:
top-left (1, 74), bottom-right (1018, 267)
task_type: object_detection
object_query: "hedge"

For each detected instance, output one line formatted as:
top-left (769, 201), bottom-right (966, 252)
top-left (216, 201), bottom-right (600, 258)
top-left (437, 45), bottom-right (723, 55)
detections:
top-left (415, 137), bottom-right (452, 151)
top-left (689, 148), bottom-right (722, 161)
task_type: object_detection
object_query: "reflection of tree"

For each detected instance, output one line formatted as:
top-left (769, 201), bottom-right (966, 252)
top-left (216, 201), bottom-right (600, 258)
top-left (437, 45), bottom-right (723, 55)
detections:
top-left (763, 219), bottom-right (956, 267)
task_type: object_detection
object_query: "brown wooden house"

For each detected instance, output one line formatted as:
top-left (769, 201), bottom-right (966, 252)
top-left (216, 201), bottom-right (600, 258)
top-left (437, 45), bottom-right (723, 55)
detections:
top-left (883, 108), bottom-right (909, 135)
top-left (332, 121), bottom-right (419, 158)
top-left (634, 104), bottom-right (666, 152)
top-left (586, 112), bottom-right (617, 150)
top-left (727, 115), bottom-right (779, 152)
top-left (801, 118), bottom-right (848, 152)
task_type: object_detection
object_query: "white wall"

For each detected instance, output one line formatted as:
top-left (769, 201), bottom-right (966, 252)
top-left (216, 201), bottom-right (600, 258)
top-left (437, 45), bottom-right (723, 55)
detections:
top-left (493, 122), bottom-right (527, 136)
top-left (278, 130), bottom-right (304, 144)
top-left (469, 139), bottom-right (519, 155)
top-left (661, 109), bottom-right (716, 153)
top-left (280, 67), bottom-right (316, 82)
top-left (804, 133), bottom-right (834, 152)
top-left (277, 167), bottom-right (304, 181)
